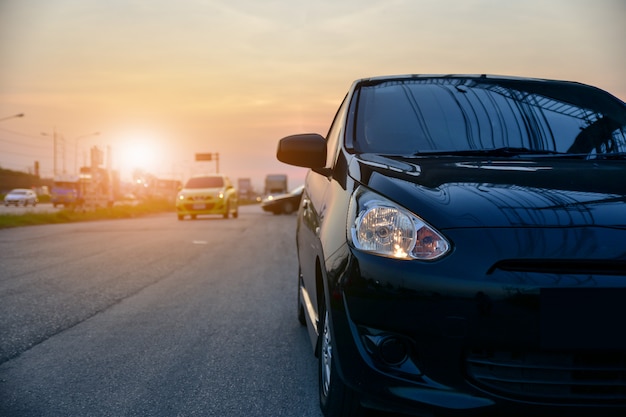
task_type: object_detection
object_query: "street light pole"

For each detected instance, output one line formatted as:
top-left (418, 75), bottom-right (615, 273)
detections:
top-left (0, 113), bottom-right (24, 122)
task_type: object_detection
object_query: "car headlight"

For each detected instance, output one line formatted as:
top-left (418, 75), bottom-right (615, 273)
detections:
top-left (348, 187), bottom-right (450, 260)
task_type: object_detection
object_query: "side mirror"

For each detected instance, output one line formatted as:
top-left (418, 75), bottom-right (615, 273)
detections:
top-left (276, 134), bottom-right (326, 168)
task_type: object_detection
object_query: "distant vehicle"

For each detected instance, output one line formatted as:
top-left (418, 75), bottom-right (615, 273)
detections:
top-left (264, 174), bottom-right (288, 196)
top-left (35, 185), bottom-right (50, 197)
top-left (112, 193), bottom-right (140, 207)
top-left (176, 174), bottom-right (238, 220)
top-left (238, 177), bottom-right (254, 200)
top-left (51, 174), bottom-right (80, 207)
top-left (78, 166), bottom-right (118, 209)
top-left (4, 188), bottom-right (38, 206)
top-left (261, 185), bottom-right (304, 215)
top-left (277, 74), bottom-right (626, 417)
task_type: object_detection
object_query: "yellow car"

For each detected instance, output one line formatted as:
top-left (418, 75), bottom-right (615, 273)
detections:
top-left (176, 174), bottom-right (238, 220)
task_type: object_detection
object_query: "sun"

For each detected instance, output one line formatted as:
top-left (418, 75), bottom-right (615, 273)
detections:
top-left (116, 132), bottom-right (164, 179)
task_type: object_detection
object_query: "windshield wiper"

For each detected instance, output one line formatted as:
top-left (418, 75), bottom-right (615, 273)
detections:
top-left (588, 152), bottom-right (626, 160)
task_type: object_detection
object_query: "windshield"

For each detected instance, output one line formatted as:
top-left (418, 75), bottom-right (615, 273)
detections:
top-left (185, 176), bottom-right (224, 188)
top-left (352, 78), bottom-right (626, 158)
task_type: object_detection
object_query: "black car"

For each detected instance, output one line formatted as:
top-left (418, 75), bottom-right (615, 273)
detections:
top-left (276, 74), bottom-right (626, 417)
top-left (261, 185), bottom-right (304, 215)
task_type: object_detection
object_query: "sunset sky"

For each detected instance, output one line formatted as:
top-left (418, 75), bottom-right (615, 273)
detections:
top-left (1, 0), bottom-right (624, 190)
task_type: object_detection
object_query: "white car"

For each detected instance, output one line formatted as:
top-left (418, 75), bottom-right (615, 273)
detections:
top-left (4, 188), bottom-right (39, 206)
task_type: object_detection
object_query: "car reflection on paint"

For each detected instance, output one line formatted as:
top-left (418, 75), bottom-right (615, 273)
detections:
top-left (277, 74), bottom-right (626, 417)
top-left (261, 185), bottom-right (304, 215)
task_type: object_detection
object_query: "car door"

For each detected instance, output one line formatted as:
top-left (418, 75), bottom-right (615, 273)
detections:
top-left (297, 95), bottom-right (350, 341)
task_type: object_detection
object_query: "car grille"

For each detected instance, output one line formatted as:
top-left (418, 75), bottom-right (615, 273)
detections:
top-left (184, 203), bottom-right (215, 210)
top-left (466, 349), bottom-right (626, 404)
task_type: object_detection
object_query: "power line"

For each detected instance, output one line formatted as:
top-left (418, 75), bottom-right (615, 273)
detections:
top-left (0, 127), bottom-right (49, 141)
top-left (0, 136), bottom-right (52, 150)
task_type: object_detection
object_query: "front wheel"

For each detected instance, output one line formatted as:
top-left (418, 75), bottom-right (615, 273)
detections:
top-left (318, 305), bottom-right (362, 417)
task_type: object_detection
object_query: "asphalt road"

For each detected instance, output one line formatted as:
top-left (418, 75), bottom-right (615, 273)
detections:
top-left (0, 206), bottom-right (324, 417)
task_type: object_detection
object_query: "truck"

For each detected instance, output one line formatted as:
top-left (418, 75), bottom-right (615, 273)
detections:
top-left (78, 166), bottom-right (119, 209)
top-left (264, 174), bottom-right (288, 196)
top-left (237, 178), bottom-right (253, 201)
top-left (50, 167), bottom-right (119, 209)
top-left (51, 174), bottom-right (80, 208)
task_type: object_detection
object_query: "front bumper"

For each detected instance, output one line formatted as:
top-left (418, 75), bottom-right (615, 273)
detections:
top-left (4, 199), bottom-right (32, 205)
top-left (176, 199), bottom-right (228, 216)
top-left (325, 243), bottom-right (626, 416)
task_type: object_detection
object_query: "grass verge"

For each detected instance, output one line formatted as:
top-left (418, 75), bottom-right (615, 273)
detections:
top-left (0, 199), bottom-right (175, 229)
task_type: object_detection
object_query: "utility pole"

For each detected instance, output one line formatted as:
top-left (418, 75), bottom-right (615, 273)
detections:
top-left (52, 129), bottom-right (57, 176)
top-left (42, 128), bottom-right (59, 176)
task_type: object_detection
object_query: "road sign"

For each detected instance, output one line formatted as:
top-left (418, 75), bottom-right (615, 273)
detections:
top-left (195, 153), bottom-right (213, 161)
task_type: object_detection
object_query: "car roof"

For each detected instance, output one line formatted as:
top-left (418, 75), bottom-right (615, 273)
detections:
top-left (349, 74), bottom-right (615, 96)
top-left (355, 74), bottom-right (560, 84)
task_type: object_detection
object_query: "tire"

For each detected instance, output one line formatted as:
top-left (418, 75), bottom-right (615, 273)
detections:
top-left (232, 204), bottom-right (238, 219)
top-left (177, 214), bottom-right (184, 221)
top-left (223, 202), bottom-right (229, 219)
top-left (318, 304), bottom-right (362, 417)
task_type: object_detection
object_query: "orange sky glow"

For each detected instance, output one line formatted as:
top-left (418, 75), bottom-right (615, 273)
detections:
top-left (1, 0), bottom-right (624, 191)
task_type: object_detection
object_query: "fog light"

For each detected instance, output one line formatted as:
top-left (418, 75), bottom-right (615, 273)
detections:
top-left (379, 336), bottom-right (409, 366)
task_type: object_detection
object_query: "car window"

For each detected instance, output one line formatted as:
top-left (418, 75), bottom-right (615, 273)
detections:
top-left (353, 78), bottom-right (626, 157)
top-left (185, 176), bottom-right (224, 188)
top-left (324, 94), bottom-right (349, 168)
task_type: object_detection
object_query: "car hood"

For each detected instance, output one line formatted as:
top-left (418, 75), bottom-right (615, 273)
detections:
top-left (180, 187), bottom-right (224, 195)
top-left (349, 154), bottom-right (626, 229)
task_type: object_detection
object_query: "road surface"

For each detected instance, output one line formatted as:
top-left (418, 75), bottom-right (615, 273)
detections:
top-left (0, 206), bottom-right (325, 417)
